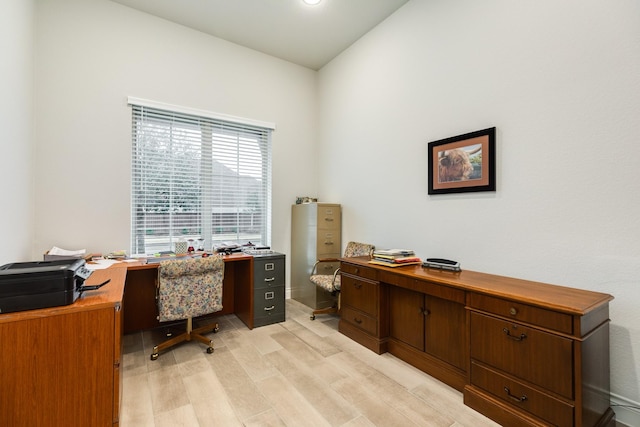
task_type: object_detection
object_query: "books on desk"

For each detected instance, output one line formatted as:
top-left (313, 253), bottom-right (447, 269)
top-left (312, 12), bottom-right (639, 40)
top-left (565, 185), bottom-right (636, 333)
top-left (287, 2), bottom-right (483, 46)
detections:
top-left (369, 249), bottom-right (422, 267)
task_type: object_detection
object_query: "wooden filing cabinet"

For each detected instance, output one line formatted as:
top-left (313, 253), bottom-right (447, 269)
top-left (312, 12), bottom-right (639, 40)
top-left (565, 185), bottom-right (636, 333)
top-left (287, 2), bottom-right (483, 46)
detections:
top-left (291, 203), bottom-right (341, 310)
top-left (253, 252), bottom-right (286, 327)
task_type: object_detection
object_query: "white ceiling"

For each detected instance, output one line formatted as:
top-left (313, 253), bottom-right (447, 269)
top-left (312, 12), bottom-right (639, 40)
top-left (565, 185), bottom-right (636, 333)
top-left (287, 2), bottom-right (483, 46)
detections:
top-left (110, 0), bottom-right (409, 70)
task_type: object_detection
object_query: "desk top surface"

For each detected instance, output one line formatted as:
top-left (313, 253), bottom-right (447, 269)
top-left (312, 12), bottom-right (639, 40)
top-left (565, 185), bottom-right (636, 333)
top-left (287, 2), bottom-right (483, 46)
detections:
top-left (342, 256), bottom-right (613, 315)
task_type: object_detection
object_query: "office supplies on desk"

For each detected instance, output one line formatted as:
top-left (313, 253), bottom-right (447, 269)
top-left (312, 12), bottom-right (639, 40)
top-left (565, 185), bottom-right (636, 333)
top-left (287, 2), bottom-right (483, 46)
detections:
top-left (0, 259), bottom-right (93, 313)
top-left (422, 258), bottom-right (461, 272)
top-left (370, 248), bottom-right (421, 267)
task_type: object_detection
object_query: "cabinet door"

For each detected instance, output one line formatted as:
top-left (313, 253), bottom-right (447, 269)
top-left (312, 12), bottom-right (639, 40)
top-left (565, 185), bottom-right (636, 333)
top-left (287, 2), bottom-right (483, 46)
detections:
top-left (389, 286), bottom-right (425, 350)
top-left (425, 296), bottom-right (466, 370)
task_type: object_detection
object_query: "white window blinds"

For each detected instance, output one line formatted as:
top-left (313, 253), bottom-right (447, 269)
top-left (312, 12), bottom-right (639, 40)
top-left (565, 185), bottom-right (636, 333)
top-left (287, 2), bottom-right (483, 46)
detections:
top-left (130, 99), bottom-right (273, 255)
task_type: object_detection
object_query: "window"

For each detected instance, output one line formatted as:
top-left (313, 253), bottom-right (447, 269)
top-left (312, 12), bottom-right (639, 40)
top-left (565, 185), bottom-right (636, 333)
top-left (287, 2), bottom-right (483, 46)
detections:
top-left (129, 98), bottom-right (274, 255)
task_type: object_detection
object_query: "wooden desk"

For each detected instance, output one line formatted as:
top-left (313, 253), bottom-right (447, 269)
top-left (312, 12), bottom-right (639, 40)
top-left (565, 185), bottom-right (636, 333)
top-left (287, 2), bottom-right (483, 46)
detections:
top-left (122, 253), bottom-right (254, 333)
top-left (0, 266), bottom-right (126, 427)
top-left (339, 257), bottom-right (615, 427)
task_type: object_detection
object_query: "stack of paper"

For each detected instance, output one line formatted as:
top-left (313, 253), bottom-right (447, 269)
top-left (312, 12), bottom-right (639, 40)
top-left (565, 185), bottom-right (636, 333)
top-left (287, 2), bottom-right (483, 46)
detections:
top-left (47, 246), bottom-right (86, 257)
top-left (369, 249), bottom-right (422, 267)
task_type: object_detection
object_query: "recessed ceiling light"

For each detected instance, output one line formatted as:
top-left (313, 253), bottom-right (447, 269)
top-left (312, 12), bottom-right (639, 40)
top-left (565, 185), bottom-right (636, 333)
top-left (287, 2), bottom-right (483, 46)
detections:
top-left (303, 0), bottom-right (321, 5)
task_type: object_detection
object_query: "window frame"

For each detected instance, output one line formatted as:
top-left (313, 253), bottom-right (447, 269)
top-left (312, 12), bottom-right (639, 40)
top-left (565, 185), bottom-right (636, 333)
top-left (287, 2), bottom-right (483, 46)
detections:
top-left (128, 97), bottom-right (274, 255)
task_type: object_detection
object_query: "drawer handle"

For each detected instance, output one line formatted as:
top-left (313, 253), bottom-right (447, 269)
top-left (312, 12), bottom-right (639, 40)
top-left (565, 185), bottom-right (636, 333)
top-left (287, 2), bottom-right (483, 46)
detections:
top-left (509, 307), bottom-right (518, 316)
top-left (325, 241), bottom-right (334, 245)
top-left (354, 268), bottom-right (359, 274)
top-left (353, 282), bottom-right (362, 290)
top-left (264, 277), bottom-right (275, 282)
top-left (420, 308), bottom-right (430, 316)
top-left (504, 387), bottom-right (527, 403)
top-left (503, 328), bottom-right (527, 341)
top-left (264, 305), bottom-right (275, 311)
top-left (324, 217), bottom-right (334, 222)
top-left (354, 317), bottom-right (362, 324)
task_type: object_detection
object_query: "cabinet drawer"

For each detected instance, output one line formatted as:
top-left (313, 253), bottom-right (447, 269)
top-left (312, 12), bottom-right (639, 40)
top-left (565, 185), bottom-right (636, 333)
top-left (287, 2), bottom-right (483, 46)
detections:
top-left (340, 275), bottom-right (378, 315)
top-left (341, 263), bottom-right (378, 281)
top-left (317, 229), bottom-right (340, 256)
top-left (471, 362), bottom-right (573, 427)
top-left (317, 206), bottom-right (340, 229)
top-left (255, 286), bottom-right (285, 311)
top-left (254, 257), bottom-right (285, 290)
top-left (254, 285), bottom-right (285, 324)
top-left (341, 306), bottom-right (377, 336)
top-left (469, 293), bottom-right (572, 334)
top-left (470, 312), bottom-right (573, 399)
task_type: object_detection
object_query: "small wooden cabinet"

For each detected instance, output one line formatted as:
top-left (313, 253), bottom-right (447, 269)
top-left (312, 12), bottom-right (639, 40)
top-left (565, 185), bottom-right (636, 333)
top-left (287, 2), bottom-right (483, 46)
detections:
top-left (387, 285), bottom-right (467, 387)
top-left (381, 268), bottom-right (467, 390)
top-left (339, 257), bottom-right (615, 427)
top-left (338, 262), bottom-right (388, 354)
top-left (0, 267), bottom-right (126, 426)
top-left (466, 293), bottom-right (614, 427)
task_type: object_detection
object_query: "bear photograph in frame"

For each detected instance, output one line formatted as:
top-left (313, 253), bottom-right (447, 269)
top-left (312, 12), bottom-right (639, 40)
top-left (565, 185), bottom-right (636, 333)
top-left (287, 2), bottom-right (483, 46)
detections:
top-left (428, 127), bottom-right (496, 195)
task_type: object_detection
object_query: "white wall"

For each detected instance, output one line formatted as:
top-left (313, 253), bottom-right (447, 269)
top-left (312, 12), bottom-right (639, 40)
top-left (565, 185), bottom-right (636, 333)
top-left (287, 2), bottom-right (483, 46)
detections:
top-left (318, 0), bottom-right (640, 421)
top-left (0, 0), bottom-right (35, 265)
top-left (33, 0), bottom-right (318, 263)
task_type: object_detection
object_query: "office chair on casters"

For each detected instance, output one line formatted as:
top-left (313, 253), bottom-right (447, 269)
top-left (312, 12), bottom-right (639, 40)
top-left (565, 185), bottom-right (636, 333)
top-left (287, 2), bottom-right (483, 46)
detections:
top-left (150, 255), bottom-right (224, 361)
top-left (309, 241), bottom-right (375, 320)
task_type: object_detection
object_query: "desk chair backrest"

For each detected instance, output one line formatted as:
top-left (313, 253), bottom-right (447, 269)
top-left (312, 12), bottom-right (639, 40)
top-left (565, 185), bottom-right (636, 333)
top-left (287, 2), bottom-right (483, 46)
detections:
top-left (343, 241), bottom-right (375, 258)
top-left (157, 255), bottom-right (224, 322)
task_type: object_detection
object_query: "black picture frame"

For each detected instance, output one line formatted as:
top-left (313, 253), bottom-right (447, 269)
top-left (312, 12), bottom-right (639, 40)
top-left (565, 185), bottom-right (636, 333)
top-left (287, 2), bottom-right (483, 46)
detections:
top-left (428, 127), bottom-right (496, 195)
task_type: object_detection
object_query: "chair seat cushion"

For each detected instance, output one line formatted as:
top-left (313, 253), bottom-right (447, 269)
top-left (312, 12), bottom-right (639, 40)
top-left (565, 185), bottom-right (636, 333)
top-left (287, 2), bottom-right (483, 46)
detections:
top-left (310, 274), bottom-right (341, 292)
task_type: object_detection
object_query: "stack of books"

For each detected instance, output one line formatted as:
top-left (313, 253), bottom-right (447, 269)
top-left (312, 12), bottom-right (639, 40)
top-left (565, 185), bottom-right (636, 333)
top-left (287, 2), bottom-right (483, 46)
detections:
top-left (369, 249), bottom-right (422, 267)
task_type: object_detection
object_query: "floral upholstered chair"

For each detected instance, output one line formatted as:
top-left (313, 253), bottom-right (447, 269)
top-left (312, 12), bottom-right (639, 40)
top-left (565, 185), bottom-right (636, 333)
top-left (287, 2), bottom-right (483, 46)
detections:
top-left (150, 254), bottom-right (224, 360)
top-left (309, 241), bottom-right (374, 320)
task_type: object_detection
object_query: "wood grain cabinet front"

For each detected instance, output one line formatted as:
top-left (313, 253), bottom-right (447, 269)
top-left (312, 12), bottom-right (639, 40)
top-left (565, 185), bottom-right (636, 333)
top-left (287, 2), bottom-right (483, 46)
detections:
top-left (385, 274), bottom-right (467, 391)
top-left (337, 256), bottom-right (614, 427)
top-left (338, 264), bottom-right (388, 354)
top-left (466, 293), bottom-right (615, 427)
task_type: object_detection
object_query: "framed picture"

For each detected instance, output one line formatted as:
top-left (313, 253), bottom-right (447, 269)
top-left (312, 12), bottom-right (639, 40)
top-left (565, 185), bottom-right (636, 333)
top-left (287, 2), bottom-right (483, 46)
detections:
top-left (428, 127), bottom-right (496, 195)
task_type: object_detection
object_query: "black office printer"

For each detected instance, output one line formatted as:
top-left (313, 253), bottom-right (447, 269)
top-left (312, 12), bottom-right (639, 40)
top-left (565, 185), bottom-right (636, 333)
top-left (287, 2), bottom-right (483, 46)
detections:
top-left (0, 259), bottom-right (93, 314)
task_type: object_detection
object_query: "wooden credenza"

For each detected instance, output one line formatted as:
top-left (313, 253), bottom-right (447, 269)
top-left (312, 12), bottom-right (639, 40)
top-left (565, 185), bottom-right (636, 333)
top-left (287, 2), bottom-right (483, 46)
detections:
top-left (339, 257), bottom-right (615, 427)
top-left (0, 266), bottom-right (126, 427)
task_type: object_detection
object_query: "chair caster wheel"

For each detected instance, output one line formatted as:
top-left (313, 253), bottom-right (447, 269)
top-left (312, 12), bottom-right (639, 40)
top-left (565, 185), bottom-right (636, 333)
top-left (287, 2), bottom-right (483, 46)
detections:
top-left (310, 315), bottom-right (315, 320)
top-left (213, 325), bottom-right (219, 333)
top-left (150, 353), bottom-right (159, 361)
top-left (207, 347), bottom-right (214, 354)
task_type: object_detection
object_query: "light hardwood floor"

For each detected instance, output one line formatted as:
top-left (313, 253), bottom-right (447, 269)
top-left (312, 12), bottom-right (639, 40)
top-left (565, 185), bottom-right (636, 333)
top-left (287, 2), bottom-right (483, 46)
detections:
top-left (120, 299), bottom-right (501, 427)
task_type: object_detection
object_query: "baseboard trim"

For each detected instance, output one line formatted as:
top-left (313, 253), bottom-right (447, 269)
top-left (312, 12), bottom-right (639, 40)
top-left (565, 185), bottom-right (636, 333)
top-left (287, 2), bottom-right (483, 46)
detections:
top-left (611, 393), bottom-right (640, 427)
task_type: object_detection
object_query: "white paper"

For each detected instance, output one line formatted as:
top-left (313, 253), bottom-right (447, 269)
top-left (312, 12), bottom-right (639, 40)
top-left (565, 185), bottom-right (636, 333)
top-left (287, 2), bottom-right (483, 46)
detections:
top-left (85, 259), bottom-right (120, 270)
top-left (48, 246), bottom-right (86, 256)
